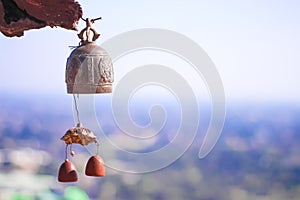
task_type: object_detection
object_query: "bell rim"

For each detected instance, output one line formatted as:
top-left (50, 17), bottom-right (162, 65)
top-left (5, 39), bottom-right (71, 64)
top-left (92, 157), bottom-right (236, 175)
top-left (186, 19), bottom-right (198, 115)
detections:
top-left (67, 84), bottom-right (112, 94)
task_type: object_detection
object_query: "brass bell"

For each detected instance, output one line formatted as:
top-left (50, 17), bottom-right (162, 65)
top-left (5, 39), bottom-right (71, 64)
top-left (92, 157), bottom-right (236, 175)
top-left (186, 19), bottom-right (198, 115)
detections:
top-left (66, 17), bottom-right (114, 94)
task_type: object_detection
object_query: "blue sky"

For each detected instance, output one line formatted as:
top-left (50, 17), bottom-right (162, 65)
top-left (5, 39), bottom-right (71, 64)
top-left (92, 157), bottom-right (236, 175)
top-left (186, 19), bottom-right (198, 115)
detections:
top-left (0, 0), bottom-right (299, 102)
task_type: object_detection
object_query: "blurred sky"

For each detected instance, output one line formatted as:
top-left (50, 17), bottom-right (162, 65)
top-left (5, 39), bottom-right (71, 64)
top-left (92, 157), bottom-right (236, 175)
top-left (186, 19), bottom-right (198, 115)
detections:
top-left (0, 0), bottom-right (300, 102)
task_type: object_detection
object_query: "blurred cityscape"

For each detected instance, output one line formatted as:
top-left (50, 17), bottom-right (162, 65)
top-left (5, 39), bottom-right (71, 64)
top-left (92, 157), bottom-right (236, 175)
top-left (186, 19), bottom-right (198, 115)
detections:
top-left (0, 93), bottom-right (300, 200)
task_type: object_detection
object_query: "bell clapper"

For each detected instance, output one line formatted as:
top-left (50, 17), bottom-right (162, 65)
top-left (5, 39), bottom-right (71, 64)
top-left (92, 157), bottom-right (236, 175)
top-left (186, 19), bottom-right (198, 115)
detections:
top-left (70, 144), bottom-right (75, 157)
top-left (64, 144), bottom-right (76, 159)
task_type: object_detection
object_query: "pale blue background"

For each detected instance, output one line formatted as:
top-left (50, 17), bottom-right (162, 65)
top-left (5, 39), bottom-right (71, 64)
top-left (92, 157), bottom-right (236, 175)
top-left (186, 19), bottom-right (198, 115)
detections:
top-left (0, 0), bottom-right (299, 102)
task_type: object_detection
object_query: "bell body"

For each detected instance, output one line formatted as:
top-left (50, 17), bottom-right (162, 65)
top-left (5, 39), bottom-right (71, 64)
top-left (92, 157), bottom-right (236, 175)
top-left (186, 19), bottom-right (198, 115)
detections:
top-left (66, 42), bottom-right (114, 94)
top-left (58, 159), bottom-right (78, 182)
top-left (85, 155), bottom-right (105, 177)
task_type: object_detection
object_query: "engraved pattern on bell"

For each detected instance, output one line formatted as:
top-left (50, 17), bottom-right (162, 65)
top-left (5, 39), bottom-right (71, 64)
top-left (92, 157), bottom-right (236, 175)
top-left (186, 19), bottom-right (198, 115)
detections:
top-left (100, 56), bottom-right (114, 82)
top-left (61, 125), bottom-right (97, 146)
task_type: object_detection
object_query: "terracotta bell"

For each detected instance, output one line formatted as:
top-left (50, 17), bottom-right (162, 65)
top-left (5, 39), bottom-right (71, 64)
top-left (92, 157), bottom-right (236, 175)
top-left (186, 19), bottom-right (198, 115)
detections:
top-left (58, 159), bottom-right (78, 182)
top-left (85, 155), bottom-right (105, 177)
top-left (59, 122), bottom-right (106, 182)
top-left (66, 18), bottom-right (114, 94)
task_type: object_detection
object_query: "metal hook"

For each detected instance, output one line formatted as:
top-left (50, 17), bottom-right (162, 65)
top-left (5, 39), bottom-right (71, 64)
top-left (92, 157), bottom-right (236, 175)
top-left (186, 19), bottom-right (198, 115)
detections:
top-left (77, 17), bottom-right (102, 43)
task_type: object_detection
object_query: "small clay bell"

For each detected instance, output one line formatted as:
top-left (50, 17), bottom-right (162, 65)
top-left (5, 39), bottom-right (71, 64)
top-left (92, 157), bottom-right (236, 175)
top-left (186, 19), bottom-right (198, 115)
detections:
top-left (58, 159), bottom-right (78, 182)
top-left (85, 155), bottom-right (105, 177)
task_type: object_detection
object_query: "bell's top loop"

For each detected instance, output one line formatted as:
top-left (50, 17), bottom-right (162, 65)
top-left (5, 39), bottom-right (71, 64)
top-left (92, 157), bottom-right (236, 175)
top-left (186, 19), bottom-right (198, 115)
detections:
top-left (77, 17), bottom-right (102, 44)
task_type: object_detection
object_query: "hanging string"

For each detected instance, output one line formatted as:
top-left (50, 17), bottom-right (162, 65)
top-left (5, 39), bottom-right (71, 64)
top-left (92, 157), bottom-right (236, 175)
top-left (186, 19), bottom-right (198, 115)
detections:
top-left (72, 94), bottom-right (100, 157)
top-left (96, 140), bottom-right (100, 155)
top-left (73, 94), bottom-right (81, 125)
top-left (65, 144), bottom-right (68, 160)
